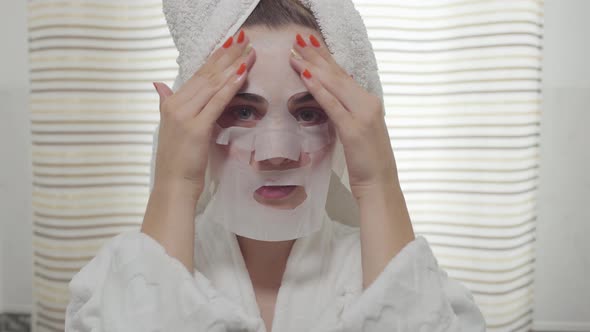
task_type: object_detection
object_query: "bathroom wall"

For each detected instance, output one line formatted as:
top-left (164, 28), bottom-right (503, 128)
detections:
top-left (532, 0), bottom-right (590, 331)
top-left (0, 0), bottom-right (33, 314)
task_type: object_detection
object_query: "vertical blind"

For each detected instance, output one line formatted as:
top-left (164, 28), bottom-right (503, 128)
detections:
top-left (27, 1), bottom-right (542, 331)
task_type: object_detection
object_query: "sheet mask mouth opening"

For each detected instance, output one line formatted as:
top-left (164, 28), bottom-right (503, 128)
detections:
top-left (253, 185), bottom-right (307, 210)
top-left (255, 185), bottom-right (297, 199)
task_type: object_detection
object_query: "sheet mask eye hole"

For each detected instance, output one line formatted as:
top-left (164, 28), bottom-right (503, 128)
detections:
top-left (217, 106), bottom-right (260, 128)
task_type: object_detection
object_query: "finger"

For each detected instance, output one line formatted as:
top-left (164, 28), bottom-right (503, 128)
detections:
top-left (173, 30), bottom-right (251, 106)
top-left (178, 47), bottom-right (256, 119)
top-left (306, 33), bottom-right (350, 77)
top-left (176, 31), bottom-right (250, 104)
top-left (293, 32), bottom-right (360, 107)
top-left (209, 30), bottom-right (251, 74)
top-left (293, 33), bottom-right (349, 79)
top-left (293, 33), bottom-right (328, 68)
top-left (197, 50), bottom-right (257, 125)
top-left (207, 29), bottom-right (248, 67)
top-left (184, 48), bottom-right (256, 124)
top-left (289, 63), bottom-right (351, 130)
top-left (153, 82), bottom-right (174, 110)
top-left (290, 45), bottom-right (365, 113)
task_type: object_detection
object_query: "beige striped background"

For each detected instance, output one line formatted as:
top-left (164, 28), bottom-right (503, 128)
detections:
top-left (28, 1), bottom-right (175, 331)
top-left (355, 1), bottom-right (543, 331)
top-left (27, 1), bottom-right (543, 331)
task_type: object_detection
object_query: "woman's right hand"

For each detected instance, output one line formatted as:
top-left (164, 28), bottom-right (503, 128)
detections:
top-left (152, 29), bottom-right (256, 199)
top-left (141, 30), bottom-right (256, 271)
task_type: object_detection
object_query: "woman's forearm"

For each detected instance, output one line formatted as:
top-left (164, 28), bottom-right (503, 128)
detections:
top-left (140, 179), bottom-right (201, 272)
top-left (356, 177), bottom-right (415, 289)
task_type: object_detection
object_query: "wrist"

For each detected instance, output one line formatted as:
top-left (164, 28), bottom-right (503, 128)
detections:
top-left (351, 175), bottom-right (402, 203)
top-left (153, 176), bottom-right (203, 204)
top-left (142, 176), bottom-right (199, 272)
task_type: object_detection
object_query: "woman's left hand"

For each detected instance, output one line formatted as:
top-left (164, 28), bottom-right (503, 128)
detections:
top-left (290, 33), bottom-right (414, 288)
top-left (289, 33), bottom-right (399, 199)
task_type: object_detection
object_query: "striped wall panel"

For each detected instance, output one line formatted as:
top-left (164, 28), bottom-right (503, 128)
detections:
top-left (352, 1), bottom-right (543, 331)
top-left (27, 0), bottom-right (543, 331)
top-left (27, 1), bottom-right (177, 331)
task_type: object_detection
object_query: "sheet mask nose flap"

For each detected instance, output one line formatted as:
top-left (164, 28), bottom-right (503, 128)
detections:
top-left (254, 130), bottom-right (301, 162)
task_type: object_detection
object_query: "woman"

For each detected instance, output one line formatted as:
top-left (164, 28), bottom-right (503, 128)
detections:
top-left (65, 0), bottom-right (486, 331)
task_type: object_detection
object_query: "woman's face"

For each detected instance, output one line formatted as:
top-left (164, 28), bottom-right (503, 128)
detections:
top-left (216, 24), bottom-right (333, 210)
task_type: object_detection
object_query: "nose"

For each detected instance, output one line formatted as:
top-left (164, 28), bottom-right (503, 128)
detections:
top-left (253, 154), bottom-right (309, 171)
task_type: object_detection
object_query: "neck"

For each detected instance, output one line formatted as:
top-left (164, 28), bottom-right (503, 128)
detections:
top-left (237, 236), bottom-right (296, 290)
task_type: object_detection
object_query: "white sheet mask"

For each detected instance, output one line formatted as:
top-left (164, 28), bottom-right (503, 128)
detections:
top-left (202, 26), bottom-right (337, 241)
top-left (206, 115), bottom-right (335, 241)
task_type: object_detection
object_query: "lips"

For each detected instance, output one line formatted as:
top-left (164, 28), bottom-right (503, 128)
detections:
top-left (255, 185), bottom-right (297, 199)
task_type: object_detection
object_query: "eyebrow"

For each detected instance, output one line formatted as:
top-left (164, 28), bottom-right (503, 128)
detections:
top-left (233, 92), bottom-right (317, 105)
top-left (291, 93), bottom-right (317, 105)
top-left (234, 93), bottom-right (266, 104)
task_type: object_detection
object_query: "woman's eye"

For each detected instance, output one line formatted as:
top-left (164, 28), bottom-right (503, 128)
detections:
top-left (217, 105), bottom-right (260, 128)
top-left (232, 107), bottom-right (256, 121)
top-left (295, 109), bottom-right (326, 125)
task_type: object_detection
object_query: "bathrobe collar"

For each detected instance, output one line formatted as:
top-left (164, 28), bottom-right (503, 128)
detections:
top-left (194, 204), bottom-right (337, 332)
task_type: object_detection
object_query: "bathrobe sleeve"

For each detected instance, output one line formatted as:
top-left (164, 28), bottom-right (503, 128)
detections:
top-left (65, 231), bottom-right (260, 332)
top-left (314, 236), bottom-right (486, 332)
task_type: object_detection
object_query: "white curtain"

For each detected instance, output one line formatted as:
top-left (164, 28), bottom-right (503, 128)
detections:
top-left (27, 1), bottom-right (542, 331)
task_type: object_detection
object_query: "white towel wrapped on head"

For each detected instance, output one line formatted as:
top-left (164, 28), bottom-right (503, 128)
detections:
top-left (163, 0), bottom-right (383, 98)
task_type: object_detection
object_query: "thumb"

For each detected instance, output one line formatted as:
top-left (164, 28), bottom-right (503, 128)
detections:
top-left (153, 82), bottom-right (174, 109)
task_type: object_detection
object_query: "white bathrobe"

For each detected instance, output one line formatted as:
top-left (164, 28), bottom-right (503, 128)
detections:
top-left (65, 203), bottom-right (486, 332)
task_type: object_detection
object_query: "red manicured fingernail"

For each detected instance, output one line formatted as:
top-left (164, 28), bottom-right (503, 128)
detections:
top-left (309, 35), bottom-right (321, 48)
top-left (296, 34), bottom-right (307, 47)
top-left (302, 69), bottom-right (312, 79)
top-left (237, 30), bottom-right (245, 44)
top-left (237, 63), bottom-right (247, 75)
top-left (223, 36), bottom-right (234, 48)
